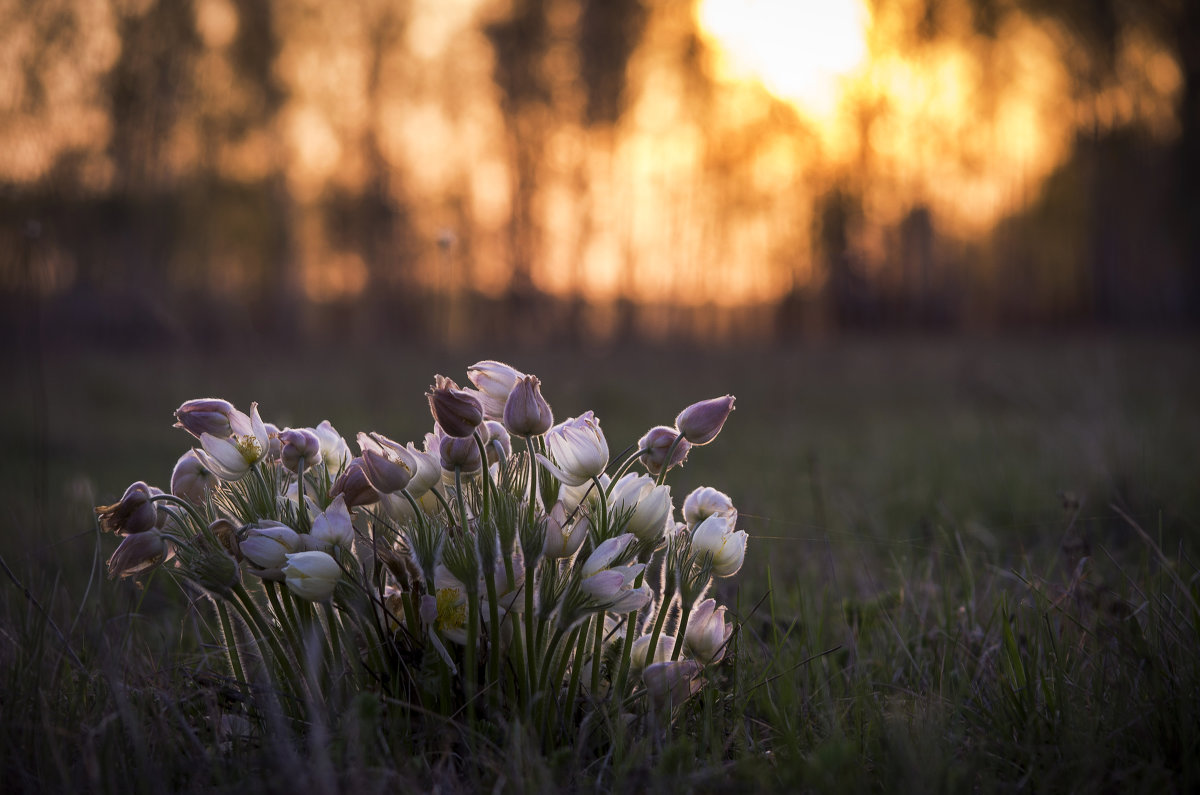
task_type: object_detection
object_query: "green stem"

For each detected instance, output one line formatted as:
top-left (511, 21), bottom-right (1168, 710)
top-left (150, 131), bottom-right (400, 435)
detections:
top-left (524, 561), bottom-right (537, 696)
top-left (670, 602), bottom-right (693, 661)
top-left (473, 431), bottom-right (491, 526)
top-left (483, 566), bottom-right (502, 705)
top-left (148, 493), bottom-right (208, 532)
top-left (606, 447), bottom-right (650, 493)
top-left (644, 587), bottom-right (676, 667)
top-left (454, 467), bottom-right (470, 533)
top-left (612, 607), bottom-right (637, 698)
top-left (563, 615), bottom-right (591, 723)
top-left (295, 460), bottom-right (309, 529)
top-left (655, 434), bottom-right (685, 487)
top-left (590, 609), bottom-right (606, 696)
top-left (264, 580), bottom-right (301, 651)
top-left (216, 599), bottom-right (248, 687)
top-left (592, 475), bottom-right (609, 537)
top-left (465, 589), bottom-right (479, 726)
top-left (323, 601), bottom-right (344, 676)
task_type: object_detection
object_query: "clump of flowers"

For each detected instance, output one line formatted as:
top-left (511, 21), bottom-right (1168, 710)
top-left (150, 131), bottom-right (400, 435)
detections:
top-left (98, 362), bottom-right (742, 746)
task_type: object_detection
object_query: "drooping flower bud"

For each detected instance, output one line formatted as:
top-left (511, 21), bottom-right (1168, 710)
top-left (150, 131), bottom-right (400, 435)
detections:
top-left (174, 399), bottom-right (237, 439)
top-left (313, 420), bottom-right (352, 472)
top-left (684, 597), bottom-right (733, 664)
top-left (675, 395), bottom-right (735, 446)
top-left (96, 481), bottom-right (158, 535)
top-left (538, 411), bottom-right (609, 487)
top-left (466, 360), bottom-right (525, 420)
top-left (240, 521), bottom-right (301, 569)
top-left (637, 426), bottom-right (691, 477)
top-left (279, 428), bottom-right (322, 473)
top-left (427, 375), bottom-right (484, 438)
top-left (171, 450), bottom-right (216, 505)
top-left (283, 551), bottom-right (342, 601)
top-left (503, 375), bottom-right (553, 437)
top-left (330, 457), bottom-right (380, 507)
top-left (107, 529), bottom-right (167, 578)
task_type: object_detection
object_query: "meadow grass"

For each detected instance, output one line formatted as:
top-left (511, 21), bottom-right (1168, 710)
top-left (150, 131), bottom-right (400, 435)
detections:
top-left (1, 334), bottom-right (1197, 792)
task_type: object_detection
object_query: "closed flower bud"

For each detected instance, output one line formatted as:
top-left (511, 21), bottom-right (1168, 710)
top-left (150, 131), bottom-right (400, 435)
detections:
top-left (642, 660), bottom-right (702, 707)
top-left (467, 360), bottom-right (525, 420)
top-left (171, 449), bottom-right (216, 505)
top-left (107, 529), bottom-right (167, 578)
top-left (538, 411), bottom-right (609, 487)
top-left (310, 495), bottom-right (354, 551)
top-left (439, 432), bottom-right (481, 473)
top-left (682, 486), bottom-right (736, 528)
top-left (174, 398), bottom-right (237, 439)
top-left (279, 428), bottom-right (322, 473)
top-left (427, 375), bottom-right (484, 438)
top-left (360, 448), bottom-right (414, 494)
top-left (631, 633), bottom-right (676, 674)
top-left (690, 514), bottom-right (748, 577)
top-left (675, 395), bottom-right (735, 446)
top-left (96, 481), bottom-right (158, 535)
top-left (609, 473), bottom-right (672, 545)
top-left (330, 457), bottom-right (380, 507)
top-left (503, 375), bottom-right (553, 437)
top-left (240, 521), bottom-right (301, 569)
top-left (684, 598), bottom-right (733, 664)
top-left (283, 551), bottom-right (342, 601)
top-left (637, 426), bottom-right (691, 477)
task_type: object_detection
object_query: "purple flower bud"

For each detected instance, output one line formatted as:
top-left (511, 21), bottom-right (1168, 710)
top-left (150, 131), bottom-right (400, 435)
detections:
top-left (279, 428), bottom-right (322, 472)
top-left (330, 457), bottom-right (381, 507)
top-left (95, 481), bottom-right (158, 535)
top-left (427, 375), bottom-right (484, 438)
top-left (107, 529), bottom-right (167, 578)
top-left (675, 395), bottom-right (735, 446)
top-left (482, 420), bottom-right (512, 466)
top-left (439, 433), bottom-right (482, 473)
top-left (360, 448), bottom-right (414, 494)
top-left (503, 375), bottom-right (554, 437)
top-left (174, 399), bottom-right (237, 439)
top-left (171, 450), bottom-right (216, 505)
top-left (637, 426), bottom-right (691, 477)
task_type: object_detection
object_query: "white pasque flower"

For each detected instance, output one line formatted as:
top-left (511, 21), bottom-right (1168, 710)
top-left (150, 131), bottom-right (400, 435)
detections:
top-left (466, 360), bottom-right (525, 421)
top-left (581, 533), bottom-right (651, 613)
top-left (608, 473), bottom-right (672, 545)
top-left (310, 494), bottom-right (354, 551)
top-left (170, 449), bottom-right (217, 505)
top-left (682, 486), bottom-right (736, 529)
top-left (282, 550), bottom-right (342, 601)
top-left (631, 633), bottom-right (676, 674)
top-left (537, 411), bottom-right (609, 487)
top-left (240, 521), bottom-right (301, 570)
top-left (543, 501), bottom-right (589, 559)
top-left (690, 513), bottom-right (748, 578)
top-left (684, 598), bottom-right (733, 664)
top-left (198, 402), bottom-right (270, 481)
top-left (313, 420), bottom-right (352, 473)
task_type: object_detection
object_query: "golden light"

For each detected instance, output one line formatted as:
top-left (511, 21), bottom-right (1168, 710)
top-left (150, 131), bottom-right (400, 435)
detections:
top-left (696, 0), bottom-right (871, 120)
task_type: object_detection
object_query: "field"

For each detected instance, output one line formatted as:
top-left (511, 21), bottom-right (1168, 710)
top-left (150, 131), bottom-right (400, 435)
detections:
top-left (2, 334), bottom-right (1198, 792)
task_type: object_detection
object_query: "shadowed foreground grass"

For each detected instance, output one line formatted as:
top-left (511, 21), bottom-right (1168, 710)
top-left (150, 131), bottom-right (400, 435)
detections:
top-left (1, 335), bottom-right (1197, 792)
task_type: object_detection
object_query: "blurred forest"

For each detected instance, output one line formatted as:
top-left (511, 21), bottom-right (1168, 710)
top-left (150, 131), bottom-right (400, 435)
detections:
top-left (1, 0), bottom-right (1196, 349)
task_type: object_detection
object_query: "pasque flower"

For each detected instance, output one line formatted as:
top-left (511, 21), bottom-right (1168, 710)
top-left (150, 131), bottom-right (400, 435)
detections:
top-left (675, 395), bottom-right (735, 446)
top-left (330, 457), bottom-right (380, 507)
top-left (643, 660), bottom-right (702, 706)
top-left (543, 501), bottom-right (589, 559)
top-left (313, 420), bottom-right (352, 472)
top-left (690, 513), bottom-right (748, 577)
top-left (198, 403), bottom-right (270, 481)
top-left (279, 427), bottom-right (322, 473)
top-left (427, 375), bottom-right (484, 438)
top-left (608, 473), bottom-right (672, 545)
top-left (310, 494), bottom-right (354, 551)
top-left (504, 375), bottom-right (553, 437)
top-left (682, 486), bottom-right (736, 528)
top-left (107, 529), bottom-right (167, 578)
top-left (467, 360), bottom-right (524, 421)
top-left (581, 533), bottom-right (651, 612)
top-left (684, 597), bottom-right (733, 664)
top-left (240, 521), bottom-right (301, 570)
top-left (282, 551), bottom-right (342, 601)
top-left (173, 398), bottom-right (238, 439)
top-left (637, 426), bottom-right (691, 477)
top-left (170, 450), bottom-right (216, 505)
top-left (96, 481), bottom-right (159, 535)
top-left (538, 411), bottom-right (609, 487)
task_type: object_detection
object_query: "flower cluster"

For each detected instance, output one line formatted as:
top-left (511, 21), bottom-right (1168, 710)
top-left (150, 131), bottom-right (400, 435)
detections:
top-left (99, 361), bottom-right (744, 740)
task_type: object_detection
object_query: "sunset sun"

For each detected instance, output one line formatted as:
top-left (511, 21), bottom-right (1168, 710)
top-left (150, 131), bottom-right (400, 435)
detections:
top-left (696, 0), bottom-right (870, 118)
